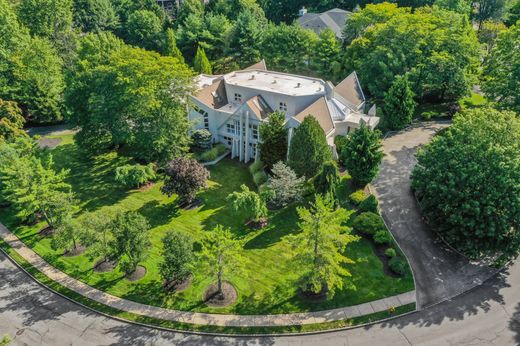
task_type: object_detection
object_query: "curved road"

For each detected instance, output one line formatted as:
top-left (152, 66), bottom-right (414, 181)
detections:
top-left (1, 122), bottom-right (518, 345)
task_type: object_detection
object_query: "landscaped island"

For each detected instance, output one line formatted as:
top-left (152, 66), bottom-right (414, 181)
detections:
top-left (0, 132), bottom-right (413, 315)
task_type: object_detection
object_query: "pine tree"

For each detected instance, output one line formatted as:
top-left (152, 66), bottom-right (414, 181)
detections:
top-left (288, 116), bottom-right (332, 179)
top-left (163, 28), bottom-right (184, 63)
top-left (313, 161), bottom-right (340, 202)
top-left (193, 46), bottom-right (212, 74)
top-left (340, 125), bottom-right (384, 187)
top-left (258, 110), bottom-right (288, 169)
top-left (383, 75), bottom-right (415, 131)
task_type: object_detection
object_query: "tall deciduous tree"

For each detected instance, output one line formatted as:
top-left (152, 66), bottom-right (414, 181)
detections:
top-left (474, 0), bottom-right (509, 29)
top-left (227, 184), bottom-right (267, 224)
top-left (161, 157), bottom-right (210, 205)
top-left (288, 116), bottom-right (332, 179)
top-left (73, 0), bottom-right (119, 33)
top-left (200, 225), bottom-right (243, 295)
top-left (341, 125), bottom-right (384, 187)
top-left (51, 215), bottom-right (87, 254)
top-left (258, 111), bottom-right (288, 169)
top-left (290, 195), bottom-right (359, 297)
top-left (312, 29), bottom-right (342, 82)
top-left (176, 0), bottom-right (204, 27)
top-left (17, 0), bottom-right (73, 39)
top-left (383, 75), bottom-right (415, 131)
top-left (124, 9), bottom-right (163, 51)
top-left (160, 230), bottom-right (194, 290)
top-left (0, 99), bottom-right (26, 144)
top-left (109, 211), bottom-right (151, 275)
top-left (411, 108), bottom-right (520, 262)
top-left (82, 212), bottom-right (115, 265)
top-left (483, 23), bottom-right (520, 114)
top-left (193, 46), bottom-right (212, 74)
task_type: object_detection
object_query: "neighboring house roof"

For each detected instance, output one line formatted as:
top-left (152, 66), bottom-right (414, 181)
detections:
top-left (297, 8), bottom-right (352, 38)
top-left (293, 97), bottom-right (335, 135)
top-left (194, 78), bottom-right (228, 109)
top-left (243, 59), bottom-right (267, 71)
top-left (246, 95), bottom-right (273, 120)
top-left (334, 71), bottom-right (365, 110)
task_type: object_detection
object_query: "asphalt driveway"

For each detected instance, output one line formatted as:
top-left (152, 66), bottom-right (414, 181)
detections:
top-left (372, 122), bottom-right (496, 309)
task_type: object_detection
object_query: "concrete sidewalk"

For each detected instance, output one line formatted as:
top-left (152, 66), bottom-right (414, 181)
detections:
top-left (0, 223), bottom-right (415, 327)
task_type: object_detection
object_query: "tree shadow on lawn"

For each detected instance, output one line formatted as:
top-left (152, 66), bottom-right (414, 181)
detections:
top-left (122, 280), bottom-right (168, 308)
top-left (137, 200), bottom-right (180, 229)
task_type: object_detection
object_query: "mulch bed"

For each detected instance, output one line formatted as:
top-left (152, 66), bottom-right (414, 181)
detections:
top-left (126, 265), bottom-right (147, 282)
top-left (359, 234), bottom-right (400, 278)
top-left (203, 281), bottom-right (238, 307)
top-left (38, 226), bottom-right (54, 237)
top-left (138, 182), bottom-right (155, 192)
top-left (298, 284), bottom-right (328, 302)
top-left (37, 138), bottom-right (62, 149)
top-left (93, 259), bottom-right (118, 273)
top-left (246, 218), bottom-right (268, 230)
top-left (180, 198), bottom-right (203, 211)
top-left (63, 245), bottom-right (86, 257)
top-left (163, 276), bottom-right (192, 293)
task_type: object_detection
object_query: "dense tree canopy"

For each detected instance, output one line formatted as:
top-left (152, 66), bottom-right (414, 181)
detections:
top-left (228, 9), bottom-right (267, 67)
top-left (383, 75), bottom-right (416, 130)
top-left (73, 0), bottom-right (119, 33)
top-left (17, 0), bottom-right (73, 39)
top-left (0, 99), bottom-right (25, 144)
top-left (411, 108), bottom-right (520, 261)
top-left (482, 23), bottom-right (520, 113)
top-left (258, 111), bottom-right (288, 169)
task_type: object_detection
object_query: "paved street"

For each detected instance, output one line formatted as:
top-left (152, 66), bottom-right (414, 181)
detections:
top-left (373, 122), bottom-right (496, 308)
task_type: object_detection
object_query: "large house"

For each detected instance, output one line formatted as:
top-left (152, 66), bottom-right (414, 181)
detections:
top-left (189, 60), bottom-right (379, 163)
top-left (297, 8), bottom-right (352, 39)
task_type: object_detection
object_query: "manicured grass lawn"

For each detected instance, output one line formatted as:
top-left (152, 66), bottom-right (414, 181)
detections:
top-left (0, 134), bottom-right (414, 314)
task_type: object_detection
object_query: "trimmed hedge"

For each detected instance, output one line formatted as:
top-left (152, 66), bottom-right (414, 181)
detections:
top-left (253, 171), bottom-right (268, 187)
top-left (349, 190), bottom-right (367, 205)
top-left (198, 144), bottom-right (227, 162)
top-left (352, 212), bottom-right (386, 236)
top-left (374, 230), bottom-right (393, 245)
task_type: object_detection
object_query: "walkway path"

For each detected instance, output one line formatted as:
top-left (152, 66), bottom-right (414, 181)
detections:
top-left (372, 122), bottom-right (496, 309)
top-left (0, 223), bottom-right (415, 327)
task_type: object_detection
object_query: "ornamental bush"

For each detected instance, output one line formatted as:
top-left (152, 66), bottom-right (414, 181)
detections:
top-left (349, 190), bottom-right (367, 205)
top-left (191, 129), bottom-right (212, 151)
top-left (411, 108), bottom-right (520, 261)
top-left (373, 230), bottom-right (393, 245)
top-left (115, 164), bottom-right (156, 188)
top-left (359, 194), bottom-right (379, 213)
top-left (253, 171), bottom-right (268, 187)
top-left (385, 248), bottom-right (397, 258)
top-left (389, 257), bottom-right (406, 276)
top-left (352, 212), bottom-right (386, 236)
top-left (161, 157), bottom-right (210, 205)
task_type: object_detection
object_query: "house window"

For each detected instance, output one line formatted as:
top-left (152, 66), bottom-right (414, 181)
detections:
top-left (223, 136), bottom-right (232, 147)
top-left (226, 123), bottom-right (235, 134)
top-left (279, 102), bottom-right (287, 112)
top-left (234, 93), bottom-right (242, 102)
top-left (195, 106), bottom-right (209, 129)
top-left (249, 143), bottom-right (257, 158)
top-left (249, 124), bottom-right (258, 139)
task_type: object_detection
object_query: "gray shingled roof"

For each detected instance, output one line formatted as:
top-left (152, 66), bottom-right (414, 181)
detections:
top-left (297, 8), bottom-right (352, 39)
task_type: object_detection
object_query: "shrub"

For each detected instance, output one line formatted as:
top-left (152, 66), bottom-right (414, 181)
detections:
top-left (253, 171), bottom-right (268, 187)
top-left (115, 163), bottom-right (156, 188)
top-left (267, 162), bottom-right (304, 208)
top-left (161, 157), bottom-right (210, 204)
top-left (389, 257), bottom-right (406, 275)
top-left (385, 248), bottom-right (397, 258)
top-left (198, 144), bottom-right (227, 162)
top-left (352, 212), bottom-right (386, 236)
top-left (359, 194), bottom-right (379, 213)
top-left (374, 230), bottom-right (393, 245)
top-left (421, 111), bottom-right (437, 120)
top-left (249, 160), bottom-right (264, 174)
top-left (349, 190), bottom-right (367, 205)
top-left (191, 129), bottom-right (212, 151)
top-left (334, 135), bottom-right (348, 159)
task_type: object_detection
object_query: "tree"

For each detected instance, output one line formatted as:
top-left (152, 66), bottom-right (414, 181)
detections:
top-left (341, 125), bottom-right (384, 187)
top-left (288, 116), bottom-right (332, 179)
top-left (474, 0), bottom-right (509, 29)
top-left (478, 20), bottom-right (507, 56)
top-left (81, 212), bottom-right (114, 265)
top-left (109, 211), bottom-right (151, 275)
top-left (124, 10), bottom-right (163, 51)
top-left (267, 162), bottom-right (304, 208)
top-left (483, 23), bottom-right (520, 113)
top-left (161, 157), bottom-right (210, 205)
top-left (17, 0), bottom-right (73, 39)
top-left (345, 5), bottom-right (479, 101)
top-left (3, 36), bottom-right (64, 124)
top-left (0, 99), bottom-right (26, 144)
top-left (193, 46), bottom-right (212, 74)
top-left (200, 225), bottom-right (242, 295)
top-left (163, 28), bottom-right (184, 62)
top-left (289, 195), bottom-right (359, 297)
top-left (67, 45), bottom-right (193, 162)
top-left (115, 163), bottom-right (156, 188)
top-left (73, 0), bottom-right (119, 33)
top-left (51, 215), bottom-right (87, 254)
top-left (176, 0), bottom-right (204, 27)
top-left (312, 29), bottom-right (342, 82)
top-left (227, 184), bottom-right (267, 224)
top-left (434, 0), bottom-right (472, 16)
top-left (160, 231), bottom-right (195, 290)
top-left (227, 10), bottom-right (266, 67)
top-left (505, 0), bottom-right (520, 26)
top-left (383, 75), bottom-right (415, 131)
top-left (313, 161), bottom-right (340, 202)
top-left (258, 111), bottom-right (288, 169)
top-left (412, 108), bottom-right (520, 261)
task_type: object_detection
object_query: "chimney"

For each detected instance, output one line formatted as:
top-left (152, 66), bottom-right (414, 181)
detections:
top-left (299, 6), bottom-right (307, 17)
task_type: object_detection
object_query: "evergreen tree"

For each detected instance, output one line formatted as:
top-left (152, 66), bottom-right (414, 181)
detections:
top-left (193, 46), bottom-right (212, 74)
top-left (289, 195), bottom-right (359, 297)
top-left (227, 184), bottom-right (267, 225)
top-left (258, 111), bottom-right (288, 169)
top-left (163, 28), bottom-right (184, 63)
top-left (340, 125), bottom-right (384, 187)
top-left (288, 116), bottom-right (332, 179)
top-left (383, 75), bottom-right (416, 131)
top-left (227, 10), bottom-right (266, 67)
top-left (313, 161), bottom-right (341, 202)
top-left (267, 162), bottom-right (304, 208)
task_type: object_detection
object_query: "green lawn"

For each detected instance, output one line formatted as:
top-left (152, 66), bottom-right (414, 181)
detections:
top-left (0, 134), bottom-right (414, 314)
